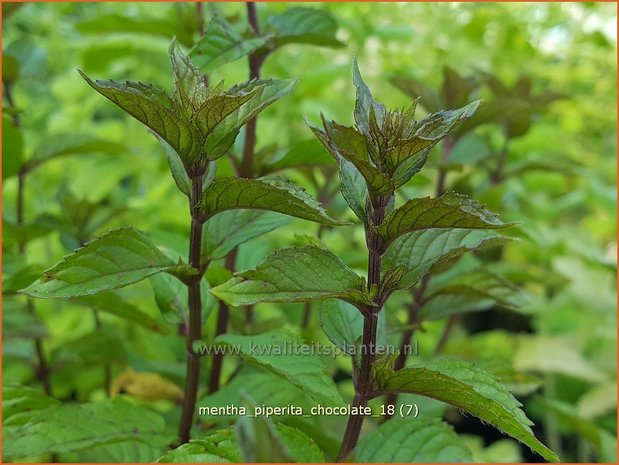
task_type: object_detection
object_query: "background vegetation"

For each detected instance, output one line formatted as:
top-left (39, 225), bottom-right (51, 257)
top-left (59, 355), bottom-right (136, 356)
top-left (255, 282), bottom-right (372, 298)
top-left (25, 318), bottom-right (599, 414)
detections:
top-left (2, 2), bottom-right (617, 463)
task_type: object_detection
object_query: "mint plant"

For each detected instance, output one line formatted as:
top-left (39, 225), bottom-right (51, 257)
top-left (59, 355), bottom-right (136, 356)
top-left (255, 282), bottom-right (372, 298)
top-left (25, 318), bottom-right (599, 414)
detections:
top-left (21, 41), bottom-right (343, 444)
top-left (211, 60), bottom-right (559, 462)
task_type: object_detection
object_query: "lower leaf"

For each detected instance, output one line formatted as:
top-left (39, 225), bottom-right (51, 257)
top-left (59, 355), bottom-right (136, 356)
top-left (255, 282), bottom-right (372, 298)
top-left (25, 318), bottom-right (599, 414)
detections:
top-left (374, 358), bottom-right (559, 462)
top-left (355, 416), bottom-right (473, 462)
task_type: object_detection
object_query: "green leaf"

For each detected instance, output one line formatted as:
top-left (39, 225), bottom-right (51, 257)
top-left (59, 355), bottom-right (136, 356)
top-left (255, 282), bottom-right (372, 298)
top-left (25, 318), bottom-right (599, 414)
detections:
top-left (202, 210), bottom-right (291, 262)
top-left (2, 384), bottom-right (60, 424)
top-left (25, 134), bottom-right (124, 172)
top-left (236, 406), bottom-right (294, 463)
top-left (74, 441), bottom-right (162, 463)
top-left (513, 336), bottom-right (605, 382)
top-left (338, 158), bottom-right (369, 221)
top-left (355, 416), bottom-right (473, 462)
top-left (210, 245), bottom-right (370, 308)
top-left (268, 7), bottom-right (344, 48)
top-left (203, 79), bottom-right (296, 160)
top-left (2, 299), bottom-right (48, 339)
top-left (150, 273), bottom-right (214, 325)
top-left (383, 229), bottom-right (510, 291)
top-left (261, 138), bottom-right (333, 175)
top-left (21, 228), bottom-right (179, 299)
top-left (158, 423), bottom-right (324, 463)
top-left (307, 117), bottom-right (393, 197)
top-left (72, 292), bottom-right (167, 333)
top-left (198, 176), bottom-right (342, 225)
top-left (352, 58), bottom-right (387, 134)
top-left (79, 70), bottom-right (200, 164)
top-left (440, 66), bottom-right (478, 109)
top-left (169, 39), bottom-right (210, 116)
top-left (157, 428), bottom-right (240, 462)
top-left (2, 216), bottom-right (55, 249)
top-left (374, 358), bottom-right (559, 462)
top-left (215, 330), bottom-right (345, 407)
top-left (198, 367), bottom-right (312, 422)
top-left (578, 381), bottom-right (617, 419)
top-left (2, 263), bottom-right (44, 295)
top-left (274, 424), bottom-right (325, 463)
top-left (54, 330), bottom-right (128, 365)
top-left (421, 270), bottom-right (523, 320)
top-left (320, 299), bottom-right (387, 355)
top-left (376, 192), bottom-right (512, 252)
top-left (157, 137), bottom-right (191, 195)
top-left (2, 114), bottom-right (23, 179)
top-left (3, 398), bottom-right (169, 460)
top-left (190, 14), bottom-right (268, 72)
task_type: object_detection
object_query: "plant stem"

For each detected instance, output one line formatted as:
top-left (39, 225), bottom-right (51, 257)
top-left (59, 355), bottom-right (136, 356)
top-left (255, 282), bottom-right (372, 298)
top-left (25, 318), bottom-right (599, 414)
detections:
top-left (239, 1), bottom-right (265, 178)
top-left (195, 2), bottom-right (205, 36)
top-left (178, 176), bottom-right (204, 444)
top-left (491, 134), bottom-right (510, 185)
top-left (433, 314), bottom-right (461, 355)
top-left (337, 195), bottom-right (390, 461)
top-left (9, 87), bottom-right (53, 394)
top-left (207, 250), bottom-right (236, 394)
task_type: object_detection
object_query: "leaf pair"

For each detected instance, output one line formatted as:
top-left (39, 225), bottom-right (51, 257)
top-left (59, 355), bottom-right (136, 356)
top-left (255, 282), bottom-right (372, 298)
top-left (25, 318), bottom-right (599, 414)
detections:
top-left (211, 196), bottom-right (512, 307)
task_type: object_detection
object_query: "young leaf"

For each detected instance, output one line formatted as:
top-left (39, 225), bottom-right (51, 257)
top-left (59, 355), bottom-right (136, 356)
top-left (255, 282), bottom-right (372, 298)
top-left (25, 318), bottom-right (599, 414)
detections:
top-left (355, 416), bottom-right (473, 462)
top-left (352, 58), bottom-right (387, 134)
top-left (374, 359), bottom-right (559, 462)
top-left (79, 70), bottom-right (200, 163)
top-left (168, 39), bottom-right (210, 115)
top-left (197, 177), bottom-right (342, 225)
top-left (3, 398), bottom-right (169, 460)
top-left (215, 330), bottom-right (345, 407)
top-left (376, 192), bottom-right (513, 251)
top-left (21, 228), bottom-right (180, 299)
top-left (190, 14), bottom-right (268, 72)
top-left (210, 245), bottom-right (370, 308)
top-left (203, 79), bottom-right (296, 160)
top-left (201, 210), bottom-right (291, 262)
top-left (307, 117), bottom-right (394, 197)
top-left (268, 7), bottom-right (344, 48)
top-left (382, 229), bottom-right (511, 291)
